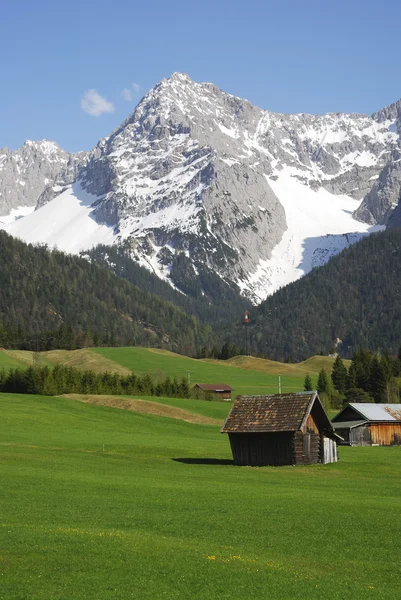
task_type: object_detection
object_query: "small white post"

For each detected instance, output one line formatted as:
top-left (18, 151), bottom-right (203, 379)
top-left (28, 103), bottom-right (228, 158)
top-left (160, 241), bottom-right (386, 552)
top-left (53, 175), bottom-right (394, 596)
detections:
top-left (102, 444), bottom-right (105, 452)
top-left (278, 375), bottom-right (281, 394)
top-left (187, 371), bottom-right (191, 385)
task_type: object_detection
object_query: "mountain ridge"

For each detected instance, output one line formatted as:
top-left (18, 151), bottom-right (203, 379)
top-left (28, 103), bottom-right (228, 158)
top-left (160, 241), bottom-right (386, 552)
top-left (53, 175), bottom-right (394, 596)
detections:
top-left (1, 73), bottom-right (401, 302)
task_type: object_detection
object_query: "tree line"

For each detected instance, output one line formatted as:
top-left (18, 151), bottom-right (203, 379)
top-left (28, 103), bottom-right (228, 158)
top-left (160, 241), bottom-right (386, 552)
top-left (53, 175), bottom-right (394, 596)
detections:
top-left (0, 364), bottom-right (198, 398)
top-left (304, 348), bottom-right (401, 407)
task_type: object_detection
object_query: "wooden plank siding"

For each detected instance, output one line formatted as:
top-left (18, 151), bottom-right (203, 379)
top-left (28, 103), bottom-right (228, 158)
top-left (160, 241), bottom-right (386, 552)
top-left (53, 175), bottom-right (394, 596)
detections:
top-left (229, 432), bottom-right (294, 466)
top-left (346, 423), bottom-right (401, 446)
top-left (370, 423), bottom-right (401, 445)
top-left (349, 425), bottom-right (371, 446)
top-left (305, 412), bottom-right (319, 435)
top-left (294, 431), bottom-right (321, 465)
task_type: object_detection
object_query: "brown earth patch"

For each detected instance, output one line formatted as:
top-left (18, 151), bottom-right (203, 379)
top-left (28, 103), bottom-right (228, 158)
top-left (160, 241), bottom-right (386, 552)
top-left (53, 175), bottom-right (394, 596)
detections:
top-left (61, 394), bottom-right (222, 425)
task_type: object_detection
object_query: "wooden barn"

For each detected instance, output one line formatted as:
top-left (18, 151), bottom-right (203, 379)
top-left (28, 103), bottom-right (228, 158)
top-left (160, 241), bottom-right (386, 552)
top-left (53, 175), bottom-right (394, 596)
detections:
top-left (221, 391), bottom-right (339, 466)
top-left (332, 403), bottom-right (401, 446)
top-left (194, 383), bottom-right (233, 401)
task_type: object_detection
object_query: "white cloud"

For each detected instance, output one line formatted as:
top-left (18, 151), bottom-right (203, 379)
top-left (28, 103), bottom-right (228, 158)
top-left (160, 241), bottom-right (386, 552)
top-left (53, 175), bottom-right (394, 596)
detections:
top-left (121, 88), bottom-right (133, 102)
top-left (121, 82), bottom-right (141, 102)
top-left (81, 89), bottom-right (115, 116)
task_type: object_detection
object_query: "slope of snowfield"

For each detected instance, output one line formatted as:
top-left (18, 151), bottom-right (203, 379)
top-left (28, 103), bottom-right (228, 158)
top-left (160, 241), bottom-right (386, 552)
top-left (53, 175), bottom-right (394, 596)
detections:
top-left (0, 205), bottom-right (36, 224)
top-left (0, 183), bottom-right (116, 253)
top-left (238, 171), bottom-right (383, 300)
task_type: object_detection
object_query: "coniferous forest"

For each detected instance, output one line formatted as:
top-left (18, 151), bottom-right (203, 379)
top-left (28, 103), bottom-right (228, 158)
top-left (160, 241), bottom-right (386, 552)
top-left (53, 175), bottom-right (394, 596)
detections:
top-left (0, 231), bottom-right (216, 355)
top-left (84, 244), bottom-right (250, 328)
top-left (244, 227), bottom-right (401, 361)
top-left (2, 227), bottom-right (401, 362)
top-left (305, 348), bottom-right (401, 408)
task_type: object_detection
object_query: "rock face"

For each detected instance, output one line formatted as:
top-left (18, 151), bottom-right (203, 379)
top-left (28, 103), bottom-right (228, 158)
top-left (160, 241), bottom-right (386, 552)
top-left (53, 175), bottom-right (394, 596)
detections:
top-left (0, 140), bottom-right (87, 216)
top-left (1, 73), bottom-right (401, 301)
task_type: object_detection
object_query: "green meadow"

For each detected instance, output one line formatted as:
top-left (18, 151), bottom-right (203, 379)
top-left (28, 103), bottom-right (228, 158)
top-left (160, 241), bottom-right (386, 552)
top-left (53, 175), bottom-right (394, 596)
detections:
top-left (0, 347), bottom-right (346, 397)
top-left (1, 392), bottom-right (401, 599)
top-left (92, 347), bottom-right (320, 395)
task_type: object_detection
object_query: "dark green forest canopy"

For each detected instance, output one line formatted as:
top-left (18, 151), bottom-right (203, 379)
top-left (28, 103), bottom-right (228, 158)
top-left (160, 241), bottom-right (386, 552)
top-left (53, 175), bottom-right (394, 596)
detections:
top-left (83, 244), bottom-right (250, 327)
top-left (244, 227), bottom-right (401, 361)
top-left (0, 231), bottom-right (217, 354)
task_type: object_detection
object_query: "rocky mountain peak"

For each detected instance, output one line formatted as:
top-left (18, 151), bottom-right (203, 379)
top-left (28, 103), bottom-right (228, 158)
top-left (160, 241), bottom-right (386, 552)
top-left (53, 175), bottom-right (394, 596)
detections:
top-left (372, 97), bottom-right (401, 125)
top-left (1, 75), bottom-right (401, 302)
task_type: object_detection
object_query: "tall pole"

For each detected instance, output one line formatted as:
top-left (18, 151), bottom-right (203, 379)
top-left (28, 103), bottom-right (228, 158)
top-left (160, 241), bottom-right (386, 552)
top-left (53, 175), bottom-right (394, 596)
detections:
top-left (244, 311), bottom-right (249, 356)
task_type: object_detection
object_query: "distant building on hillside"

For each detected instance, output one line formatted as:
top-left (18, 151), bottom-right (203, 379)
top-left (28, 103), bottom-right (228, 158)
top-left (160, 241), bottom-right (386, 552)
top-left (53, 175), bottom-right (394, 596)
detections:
top-left (332, 403), bottom-right (401, 446)
top-left (194, 383), bottom-right (233, 401)
top-left (221, 391), bottom-right (340, 466)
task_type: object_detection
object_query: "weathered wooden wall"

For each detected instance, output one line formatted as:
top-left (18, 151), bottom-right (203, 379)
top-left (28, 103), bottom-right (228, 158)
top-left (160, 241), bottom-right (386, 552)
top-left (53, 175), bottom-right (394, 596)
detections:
top-left (350, 425), bottom-right (371, 446)
top-left (305, 413), bottom-right (319, 434)
top-left (293, 431), bottom-right (320, 465)
top-left (370, 423), bottom-right (401, 445)
top-left (347, 423), bottom-right (401, 446)
top-left (228, 432), bottom-right (294, 466)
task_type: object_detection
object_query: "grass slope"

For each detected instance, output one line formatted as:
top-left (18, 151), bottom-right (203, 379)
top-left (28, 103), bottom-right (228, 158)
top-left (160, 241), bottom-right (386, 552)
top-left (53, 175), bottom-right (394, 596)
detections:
top-left (1, 393), bottom-right (401, 599)
top-left (62, 394), bottom-right (223, 425)
top-left (0, 346), bottom-right (346, 396)
top-left (93, 347), bottom-right (311, 395)
top-left (0, 350), bottom-right (29, 369)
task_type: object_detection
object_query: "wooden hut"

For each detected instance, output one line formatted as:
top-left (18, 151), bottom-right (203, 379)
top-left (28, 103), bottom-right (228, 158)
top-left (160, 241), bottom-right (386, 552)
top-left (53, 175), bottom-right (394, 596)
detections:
top-left (221, 391), bottom-right (339, 466)
top-left (194, 384), bottom-right (233, 401)
top-left (332, 403), bottom-right (401, 446)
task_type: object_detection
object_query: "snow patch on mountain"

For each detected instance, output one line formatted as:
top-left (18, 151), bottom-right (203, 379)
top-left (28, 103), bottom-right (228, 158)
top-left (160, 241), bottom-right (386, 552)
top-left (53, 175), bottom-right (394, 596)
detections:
top-left (236, 171), bottom-right (383, 299)
top-left (0, 205), bottom-right (36, 225)
top-left (1, 183), bottom-right (116, 253)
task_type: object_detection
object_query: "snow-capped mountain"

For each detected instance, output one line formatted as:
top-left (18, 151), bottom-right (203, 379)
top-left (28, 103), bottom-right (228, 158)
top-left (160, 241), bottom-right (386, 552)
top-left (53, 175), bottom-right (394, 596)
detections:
top-left (1, 73), bottom-right (401, 302)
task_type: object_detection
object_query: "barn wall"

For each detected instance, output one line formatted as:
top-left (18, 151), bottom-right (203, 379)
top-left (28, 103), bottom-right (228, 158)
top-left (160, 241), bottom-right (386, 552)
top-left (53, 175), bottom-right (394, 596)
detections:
top-left (293, 431), bottom-right (321, 465)
top-left (228, 432), bottom-right (294, 466)
top-left (350, 425), bottom-right (371, 446)
top-left (370, 423), bottom-right (401, 446)
top-left (305, 413), bottom-right (319, 434)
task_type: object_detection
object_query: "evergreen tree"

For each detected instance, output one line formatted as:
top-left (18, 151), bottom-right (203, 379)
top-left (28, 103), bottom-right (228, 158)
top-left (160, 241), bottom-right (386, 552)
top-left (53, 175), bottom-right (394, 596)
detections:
top-left (304, 373), bottom-right (313, 391)
top-left (347, 362), bottom-right (357, 390)
top-left (369, 356), bottom-right (387, 403)
top-left (331, 355), bottom-right (347, 394)
top-left (317, 368), bottom-right (329, 394)
top-left (345, 388), bottom-right (374, 403)
top-left (352, 349), bottom-right (372, 391)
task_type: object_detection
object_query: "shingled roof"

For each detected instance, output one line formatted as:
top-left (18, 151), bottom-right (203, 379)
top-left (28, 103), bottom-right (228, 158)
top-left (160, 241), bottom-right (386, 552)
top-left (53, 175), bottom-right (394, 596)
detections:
top-left (221, 392), bottom-right (327, 433)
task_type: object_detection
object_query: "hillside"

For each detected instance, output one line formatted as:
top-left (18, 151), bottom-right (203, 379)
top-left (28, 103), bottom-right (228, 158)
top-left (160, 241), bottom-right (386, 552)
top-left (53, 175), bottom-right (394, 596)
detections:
top-left (244, 227), bottom-right (401, 360)
top-left (84, 243), bottom-right (250, 327)
top-left (0, 346), bottom-right (334, 396)
top-left (0, 231), bottom-right (215, 355)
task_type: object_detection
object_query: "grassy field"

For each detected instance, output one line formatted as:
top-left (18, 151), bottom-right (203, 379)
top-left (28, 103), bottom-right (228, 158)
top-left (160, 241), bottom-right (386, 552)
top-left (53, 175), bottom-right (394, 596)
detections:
top-left (1, 392), bottom-right (401, 599)
top-left (93, 347), bottom-right (321, 395)
top-left (0, 350), bottom-right (29, 369)
top-left (0, 346), bottom-right (349, 397)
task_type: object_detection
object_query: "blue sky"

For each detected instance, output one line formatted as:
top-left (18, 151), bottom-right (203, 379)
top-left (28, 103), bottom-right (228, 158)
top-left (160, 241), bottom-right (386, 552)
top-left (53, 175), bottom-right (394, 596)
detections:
top-left (2, 0), bottom-right (400, 152)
